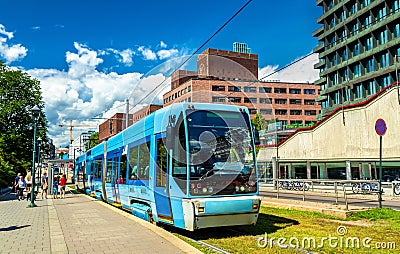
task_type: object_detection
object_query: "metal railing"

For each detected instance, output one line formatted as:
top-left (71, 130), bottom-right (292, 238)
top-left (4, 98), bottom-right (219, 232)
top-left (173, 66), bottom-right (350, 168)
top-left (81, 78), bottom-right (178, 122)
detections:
top-left (260, 179), bottom-right (400, 211)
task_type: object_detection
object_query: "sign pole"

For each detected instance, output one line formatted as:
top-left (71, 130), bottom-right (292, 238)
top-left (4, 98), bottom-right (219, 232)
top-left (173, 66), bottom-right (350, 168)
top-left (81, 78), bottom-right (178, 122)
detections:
top-left (378, 135), bottom-right (382, 208)
top-left (375, 118), bottom-right (386, 209)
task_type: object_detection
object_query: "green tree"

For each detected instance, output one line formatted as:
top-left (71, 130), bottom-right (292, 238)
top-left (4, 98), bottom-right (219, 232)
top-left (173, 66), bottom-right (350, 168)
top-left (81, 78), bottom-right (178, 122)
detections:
top-left (85, 132), bottom-right (99, 150)
top-left (251, 112), bottom-right (267, 131)
top-left (0, 61), bottom-right (47, 187)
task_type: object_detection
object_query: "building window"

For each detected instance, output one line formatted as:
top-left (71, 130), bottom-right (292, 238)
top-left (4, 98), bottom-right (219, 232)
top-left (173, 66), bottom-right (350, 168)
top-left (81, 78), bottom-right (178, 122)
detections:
top-left (342, 48), bottom-right (348, 61)
top-left (351, 23), bottom-right (359, 35)
top-left (352, 43), bottom-right (360, 56)
top-left (368, 80), bottom-right (377, 95)
top-left (379, 30), bottom-right (388, 45)
top-left (228, 86), bottom-right (241, 92)
top-left (289, 88), bottom-right (301, 94)
top-left (275, 109), bottom-right (287, 115)
top-left (362, 0), bottom-right (370, 7)
top-left (290, 110), bottom-right (302, 115)
top-left (228, 97), bottom-right (241, 103)
top-left (249, 109), bottom-right (257, 114)
top-left (340, 10), bottom-right (347, 22)
top-left (365, 36), bottom-right (373, 51)
top-left (382, 75), bottom-right (391, 87)
top-left (364, 15), bottom-right (372, 29)
top-left (366, 58), bottom-right (375, 73)
top-left (380, 52), bottom-right (390, 68)
top-left (304, 100), bottom-right (315, 105)
top-left (212, 85), bottom-right (225, 91)
top-left (259, 98), bottom-right (272, 104)
top-left (377, 6), bottom-right (387, 21)
top-left (244, 97), bottom-right (257, 103)
top-left (304, 110), bottom-right (317, 116)
top-left (274, 88), bottom-right (287, 94)
top-left (353, 63), bottom-right (362, 78)
top-left (355, 85), bottom-right (363, 98)
top-left (243, 86), bottom-right (257, 93)
top-left (350, 3), bottom-right (358, 15)
top-left (395, 24), bottom-right (400, 38)
top-left (289, 99), bottom-right (302, 105)
top-left (259, 87), bottom-right (272, 93)
top-left (304, 89), bottom-right (316, 95)
top-left (212, 97), bottom-right (226, 102)
top-left (274, 98), bottom-right (287, 104)
top-left (394, 0), bottom-right (400, 13)
top-left (260, 109), bottom-right (272, 114)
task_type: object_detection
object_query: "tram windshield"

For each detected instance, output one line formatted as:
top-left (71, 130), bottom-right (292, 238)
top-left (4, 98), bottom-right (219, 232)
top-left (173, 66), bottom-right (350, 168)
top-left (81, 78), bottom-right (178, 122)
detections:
top-left (185, 109), bottom-right (257, 196)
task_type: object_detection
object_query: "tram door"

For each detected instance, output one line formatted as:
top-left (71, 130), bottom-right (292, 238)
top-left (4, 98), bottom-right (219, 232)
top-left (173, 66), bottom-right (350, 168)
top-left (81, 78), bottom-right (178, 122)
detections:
top-left (111, 157), bottom-right (121, 204)
top-left (154, 136), bottom-right (172, 221)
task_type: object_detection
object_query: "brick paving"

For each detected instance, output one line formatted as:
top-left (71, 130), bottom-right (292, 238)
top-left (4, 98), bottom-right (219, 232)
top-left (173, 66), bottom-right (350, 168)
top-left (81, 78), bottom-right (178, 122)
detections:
top-left (0, 190), bottom-right (201, 254)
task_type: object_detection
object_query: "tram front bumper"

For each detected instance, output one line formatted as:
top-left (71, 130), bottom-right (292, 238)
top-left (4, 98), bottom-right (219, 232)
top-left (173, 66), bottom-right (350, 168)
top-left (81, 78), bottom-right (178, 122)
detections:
top-left (182, 196), bottom-right (260, 230)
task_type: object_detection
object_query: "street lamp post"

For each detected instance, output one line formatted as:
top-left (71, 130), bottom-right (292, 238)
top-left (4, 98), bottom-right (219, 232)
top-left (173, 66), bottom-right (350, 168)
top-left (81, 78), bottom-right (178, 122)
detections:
top-left (28, 105), bottom-right (41, 208)
top-left (36, 138), bottom-right (42, 193)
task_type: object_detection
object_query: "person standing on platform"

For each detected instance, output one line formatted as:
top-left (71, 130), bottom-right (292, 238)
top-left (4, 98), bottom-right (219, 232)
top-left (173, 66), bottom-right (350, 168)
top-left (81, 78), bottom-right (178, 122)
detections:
top-left (59, 174), bottom-right (67, 199)
top-left (17, 175), bottom-right (26, 200)
top-left (25, 172), bottom-right (32, 195)
top-left (53, 176), bottom-right (59, 199)
top-left (13, 173), bottom-right (21, 195)
top-left (41, 171), bottom-right (48, 199)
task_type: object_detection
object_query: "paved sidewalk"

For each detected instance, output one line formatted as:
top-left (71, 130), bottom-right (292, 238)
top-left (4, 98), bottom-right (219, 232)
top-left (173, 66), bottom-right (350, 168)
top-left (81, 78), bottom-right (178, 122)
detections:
top-left (0, 191), bottom-right (201, 254)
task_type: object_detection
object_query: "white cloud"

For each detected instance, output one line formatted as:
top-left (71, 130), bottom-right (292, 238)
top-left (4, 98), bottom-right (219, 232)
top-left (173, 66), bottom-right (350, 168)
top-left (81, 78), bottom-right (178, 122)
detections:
top-left (157, 49), bottom-right (178, 60)
top-left (0, 24), bottom-right (13, 39)
top-left (259, 53), bottom-right (319, 83)
top-left (138, 46), bottom-right (156, 60)
top-left (66, 42), bottom-right (103, 79)
top-left (0, 24), bottom-right (28, 64)
top-left (160, 41), bottom-right (167, 48)
top-left (110, 48), bottom-right (135, 66)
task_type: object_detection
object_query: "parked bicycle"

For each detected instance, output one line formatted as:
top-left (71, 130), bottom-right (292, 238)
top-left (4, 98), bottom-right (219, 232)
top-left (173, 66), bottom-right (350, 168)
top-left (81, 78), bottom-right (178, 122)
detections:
top-left (352, 182), bottom-right (379, 194)
top-left (292, 181), bottom-right (310, 191)
top-left (394, 182), bottom-right (400, 195)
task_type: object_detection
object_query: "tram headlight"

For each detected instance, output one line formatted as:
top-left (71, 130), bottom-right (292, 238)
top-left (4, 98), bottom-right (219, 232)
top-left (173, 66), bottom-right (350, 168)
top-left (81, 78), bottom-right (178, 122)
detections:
top-left (202, 187), bottom-right (207, 193)
top-left (208, 187), bottom-right (213, 193)
top-left (240, 186), bottom-right (245, 191)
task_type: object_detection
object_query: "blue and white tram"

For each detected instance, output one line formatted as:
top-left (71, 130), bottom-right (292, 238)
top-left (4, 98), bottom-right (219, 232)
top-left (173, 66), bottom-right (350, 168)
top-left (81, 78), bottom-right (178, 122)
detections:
top-left (75, 102), bottom-right (261, 231)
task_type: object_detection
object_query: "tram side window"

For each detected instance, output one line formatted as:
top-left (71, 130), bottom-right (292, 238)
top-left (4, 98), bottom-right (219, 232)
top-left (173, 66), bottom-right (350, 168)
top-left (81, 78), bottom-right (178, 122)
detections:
top-left (93, 159), bottom-right (102, 178)
top-left (138, 141), bottom-right (150, 180)
top-left (120, 154), bottom-right (127, 184)
top-left (172, 115), bottom-right (187, 180)
top-left (106, 158), bottom-right (112, 183)
top-left (129, 146), bottom-right (138, 180)
top-left (156, 138), bottom-right (167, 187)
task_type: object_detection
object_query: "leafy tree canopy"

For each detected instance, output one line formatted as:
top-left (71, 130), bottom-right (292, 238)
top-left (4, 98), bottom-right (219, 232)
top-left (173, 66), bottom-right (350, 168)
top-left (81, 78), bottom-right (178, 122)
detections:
top-left (0, 61), bottom-right (48, 187)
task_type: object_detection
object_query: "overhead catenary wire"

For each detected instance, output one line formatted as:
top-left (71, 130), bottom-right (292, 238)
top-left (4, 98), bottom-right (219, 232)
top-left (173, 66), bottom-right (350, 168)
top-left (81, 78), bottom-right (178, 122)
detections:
top-left (125, 0), bottom-right (253, 112)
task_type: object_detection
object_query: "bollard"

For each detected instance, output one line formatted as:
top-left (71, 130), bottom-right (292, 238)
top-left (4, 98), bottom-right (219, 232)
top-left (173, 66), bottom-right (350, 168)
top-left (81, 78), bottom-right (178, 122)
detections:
top-left (343, 184), bottom-right (348, 210)
top-left (302, 180), bottom-right (305, 201)
top-left (276, 179), bottom-right (280, 199)
top-left (334, 182), bottom-right (338, 205)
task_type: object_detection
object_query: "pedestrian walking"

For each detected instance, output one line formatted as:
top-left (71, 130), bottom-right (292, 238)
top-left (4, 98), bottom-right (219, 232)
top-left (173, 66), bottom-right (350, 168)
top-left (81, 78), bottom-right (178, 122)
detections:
top-left (41, 171), bottom-right (48, 199)
top-left (13, 173), bottom-right (21, 194)
top-left (59, 174), bottom-right (67, 199)
top-left (17, 175), bottom-right (26, 200)
top-left (53, 176), bottom-right (59, 199)
top-left (25, 172), bottom-right (32, 194)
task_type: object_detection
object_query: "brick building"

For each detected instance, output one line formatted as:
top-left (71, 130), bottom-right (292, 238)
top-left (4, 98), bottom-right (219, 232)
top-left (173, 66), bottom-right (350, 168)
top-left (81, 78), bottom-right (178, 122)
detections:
top-left (163, 46), bottom-right (321, 126)
top-left (98, 105), bottom-right (162, 142)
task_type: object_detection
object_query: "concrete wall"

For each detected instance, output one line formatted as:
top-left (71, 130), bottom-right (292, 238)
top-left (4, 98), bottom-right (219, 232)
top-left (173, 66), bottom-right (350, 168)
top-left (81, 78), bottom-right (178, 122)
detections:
top-left (258, 86), bottom-right (400, 163)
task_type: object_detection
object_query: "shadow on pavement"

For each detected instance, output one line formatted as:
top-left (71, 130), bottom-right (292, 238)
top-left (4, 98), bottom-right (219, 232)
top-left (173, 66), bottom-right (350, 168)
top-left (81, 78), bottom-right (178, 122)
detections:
top-left (0, 225), bottom-right (31, 231)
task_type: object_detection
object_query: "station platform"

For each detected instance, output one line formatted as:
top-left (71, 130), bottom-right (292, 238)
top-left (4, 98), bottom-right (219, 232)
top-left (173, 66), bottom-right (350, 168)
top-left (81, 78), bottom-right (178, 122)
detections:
top-left (0, 190), bottom-right (201, 254)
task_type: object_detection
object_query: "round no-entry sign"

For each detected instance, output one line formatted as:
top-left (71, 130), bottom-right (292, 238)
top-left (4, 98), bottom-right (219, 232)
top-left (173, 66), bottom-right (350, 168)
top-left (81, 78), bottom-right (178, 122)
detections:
top-left (375, 118), bottom-right (387, 136)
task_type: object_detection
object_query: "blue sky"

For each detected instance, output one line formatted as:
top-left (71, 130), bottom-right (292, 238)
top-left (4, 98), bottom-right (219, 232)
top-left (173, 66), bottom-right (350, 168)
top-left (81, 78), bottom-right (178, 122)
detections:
top-left (0, 0), bottom-right (322, 147)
